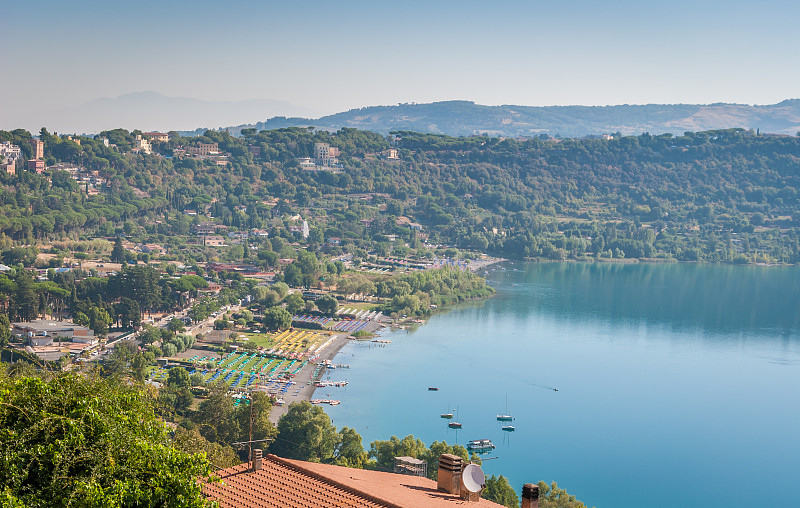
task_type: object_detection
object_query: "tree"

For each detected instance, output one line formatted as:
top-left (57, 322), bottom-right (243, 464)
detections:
top-left (283, 263), bottom-right (302, 287)
top-left (235, 392), bottom-right (276, 454)
top-left (294, 250), bottom-right (322, 288)
top-left (369, 435), bottom-right (427, 473)
top-left (162, 342), bottom-right (177, 357)
top-left (104, 339), bottom-right (138, 377)
top-left (0, 372), bottom-right (212, 506)
top-left (108, 265), bottom-right (161, 317)
top-left (2, 246), bottom-right (38, 267)
top-left (425, 440), bottom-right (470, 480)
top-left (73, 311), bottom-right (89, 327)
top-left (258, 288), bottom-right (281, 306)
top-left (168, 318), bottom-right (185, 333)
top-left (195, 381), bottom-right (240, 444)
top-left (138, 324), bottom-right (161, 345)
top-left (284, 292), bottom-right (305, 314)
top-left (130, 352), bottom-right (147, 383)
top-left (113, 297), bottom-right (141, 329)
top-left (14, 270), bottom-right (38, 322)
top-left (159, 385), bottom-right (193, 413)
top-left (483, 475), bottom-right (519, 508)
top-left (110, 236), bottom-right (126, 263)
top-left (271, 282), bottom-right (290, 299)
top-left (172, 426), bottom-right (239, 469)
top-left (0, 314), bottom-right (10, 348)
top-left (34, 281), bottom-right (69, 320)
top-left (166, 366), bottom-right (190, 389)
top-left (538, 481), bottom-right (591, 508)
top-left (333, 427), bottom-right (368, 468)
top-left (189, 372), bottom-right (205, 387)
top-left (315, 295), bottom-right (338, 316)
top-left (87, 305), bottom-right (112, 337)
top-left (270, 401), bottom-right (339, 462)
top-left (262, 306), bottom-right (292, 331)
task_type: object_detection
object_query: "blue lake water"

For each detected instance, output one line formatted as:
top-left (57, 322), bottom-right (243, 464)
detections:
top-left (318, 262), bottom-right (800, 508)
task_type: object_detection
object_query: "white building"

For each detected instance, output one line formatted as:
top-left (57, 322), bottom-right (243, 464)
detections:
top-left (12, 320), bottom-right (96, 346)
top-left (0, 141), bottom-right (22, 174)
top-left (133, 135), bottom-right (152, 154)
top-left (313, 143), bottom-right (340, 167)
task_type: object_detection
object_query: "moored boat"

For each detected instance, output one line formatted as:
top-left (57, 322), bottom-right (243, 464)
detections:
top-left (467, 439), bottom-right (495, 451)
top-left (440, 413), bottom-right (453, 419)
top-left (497, 395), bottom-right (514, 421)
top-left (448, 421), bottom-right (462, 429)
top-left (428, 387), bottom-right (439, 391)
top-left (501, 425), bottom-right (516, 432)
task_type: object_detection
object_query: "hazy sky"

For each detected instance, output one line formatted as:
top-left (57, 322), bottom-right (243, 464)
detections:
top-left (2, 0), bottom-right (799, 131)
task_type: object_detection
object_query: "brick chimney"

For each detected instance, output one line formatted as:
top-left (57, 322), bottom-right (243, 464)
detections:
top-left (521, 483), bottom-right (539, 508)
top-left (252, 449), bottom-right (263, 471)
top-left (437, 454), bottom-right (463, 495)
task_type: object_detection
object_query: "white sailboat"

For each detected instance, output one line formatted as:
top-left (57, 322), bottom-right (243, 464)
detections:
top-left (496, 394), bottom-right (513, 421)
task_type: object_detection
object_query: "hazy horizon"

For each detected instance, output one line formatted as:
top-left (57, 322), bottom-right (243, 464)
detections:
top-left (2, 0), bottom-right (799, 132)
top-left (11, 91), bottom-right (800, 136)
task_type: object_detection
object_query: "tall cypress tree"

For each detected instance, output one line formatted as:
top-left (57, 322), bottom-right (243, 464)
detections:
top-left (110, 237), bottom-right (125, 263)
top-left (14, 270), bottom-right (38, 322)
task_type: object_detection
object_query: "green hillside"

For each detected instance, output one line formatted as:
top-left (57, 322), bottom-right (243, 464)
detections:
top-left (1, 126), bottom-right (799, 265)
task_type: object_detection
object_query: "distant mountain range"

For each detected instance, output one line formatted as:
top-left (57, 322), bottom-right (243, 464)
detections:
top-left (216, 99), bottom-right (800, 138)
top-left (42, 92), bottom-right (322, 135)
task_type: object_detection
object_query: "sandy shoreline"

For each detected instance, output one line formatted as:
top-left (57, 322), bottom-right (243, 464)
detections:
top-left (466, 256), bottom-right (506, 272)
top-left (267, 320), bottom-right (386, 424)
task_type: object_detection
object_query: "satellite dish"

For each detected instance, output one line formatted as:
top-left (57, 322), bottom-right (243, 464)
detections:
top-left (461, 463), bottom-right (485, 493)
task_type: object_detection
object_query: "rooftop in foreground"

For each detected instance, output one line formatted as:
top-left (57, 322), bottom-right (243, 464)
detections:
top-left (203, 453), bottom-right (507, 508)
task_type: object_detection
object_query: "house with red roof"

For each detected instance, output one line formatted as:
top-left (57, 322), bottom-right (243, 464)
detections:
top-left (203, 452), bottom-right (540, 508)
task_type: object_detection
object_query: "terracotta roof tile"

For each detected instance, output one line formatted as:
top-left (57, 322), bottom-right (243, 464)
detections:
top-left (202, 454), bottom-right (505, 508)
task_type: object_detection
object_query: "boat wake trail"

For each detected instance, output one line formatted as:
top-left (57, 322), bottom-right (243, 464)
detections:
top-left (523, 381), bottom-right (559, 392)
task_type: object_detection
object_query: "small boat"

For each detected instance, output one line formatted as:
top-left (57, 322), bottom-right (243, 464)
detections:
top-left (448, 421), bottom-right (462, 429)
top-left (440, 413), bottom-right (453, 419)
top-left (497, 394), bottom-right (514, 421)
top-left (502, 425), bottom-right (516, 432)
top-left (428, 387), bottom-right (439, 391)
top-left (467, 439), bottom-right (495, 451)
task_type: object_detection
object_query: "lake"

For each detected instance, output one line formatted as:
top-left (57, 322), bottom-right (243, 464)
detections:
top-left (319, 262), bottom-right (800, 508)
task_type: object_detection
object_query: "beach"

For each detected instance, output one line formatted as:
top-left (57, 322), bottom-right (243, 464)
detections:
top-left (266, 318), bottom-right (387, 423)
top-left (266, 331), bottom-right (350, 423)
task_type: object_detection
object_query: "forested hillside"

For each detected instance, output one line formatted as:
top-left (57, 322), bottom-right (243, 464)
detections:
top-left (1, 126), bottom-right (799, 265)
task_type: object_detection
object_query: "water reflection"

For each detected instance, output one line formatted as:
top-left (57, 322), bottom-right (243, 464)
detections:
top-left (486, 262), bottom-right (800, 336)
